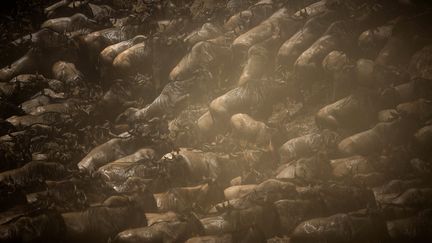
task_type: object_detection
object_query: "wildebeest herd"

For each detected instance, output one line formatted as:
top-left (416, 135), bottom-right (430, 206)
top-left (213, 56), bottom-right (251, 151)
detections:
top-left (0, 0), bottom-right (432, 242)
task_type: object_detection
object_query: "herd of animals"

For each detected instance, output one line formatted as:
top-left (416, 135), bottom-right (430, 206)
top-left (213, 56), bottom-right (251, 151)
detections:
top-left (0, 0), bottom-right (432, 242)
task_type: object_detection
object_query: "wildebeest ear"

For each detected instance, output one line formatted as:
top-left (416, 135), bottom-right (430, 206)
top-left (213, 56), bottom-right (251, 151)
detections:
top-left (206, 178), bottom-right (221, 189)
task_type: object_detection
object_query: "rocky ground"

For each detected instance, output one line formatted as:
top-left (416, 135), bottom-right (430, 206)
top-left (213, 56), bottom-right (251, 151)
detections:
top-left (0, 0), bottom-right (432, 242)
